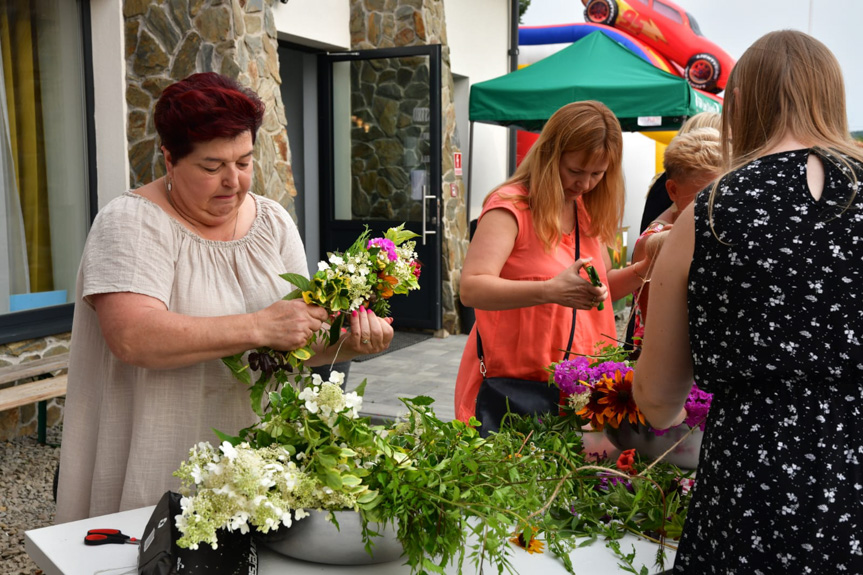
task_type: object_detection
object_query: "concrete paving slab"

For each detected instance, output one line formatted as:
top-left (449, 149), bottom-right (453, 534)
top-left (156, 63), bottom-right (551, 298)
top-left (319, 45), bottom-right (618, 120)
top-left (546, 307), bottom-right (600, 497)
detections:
top-left (347, 333), bottom-right (467, 423)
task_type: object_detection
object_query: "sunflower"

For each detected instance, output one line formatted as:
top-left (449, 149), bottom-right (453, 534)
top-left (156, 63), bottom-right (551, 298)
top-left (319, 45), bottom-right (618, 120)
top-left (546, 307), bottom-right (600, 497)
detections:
top-left (509, 532), bottom-right (545, 554)
top-left (596, 369), bottom-right (645, 428)
top-left (576, 385), bottom-right (609, 431)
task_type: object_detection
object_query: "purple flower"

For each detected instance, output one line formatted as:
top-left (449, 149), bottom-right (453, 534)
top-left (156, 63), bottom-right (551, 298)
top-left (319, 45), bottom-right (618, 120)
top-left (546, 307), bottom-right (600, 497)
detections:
top-left (586, 450), bottom-right (608, 462)
top-left (596, 473), bottom-right (632, 492)
top-left (553, 358), bottom-right (634, 398)
top-left (650, 383), bottom-right (713, 433)
top-left (368, 238), bottom-right (397, 261)
top-left (553, 357), bottom-right (591, 395)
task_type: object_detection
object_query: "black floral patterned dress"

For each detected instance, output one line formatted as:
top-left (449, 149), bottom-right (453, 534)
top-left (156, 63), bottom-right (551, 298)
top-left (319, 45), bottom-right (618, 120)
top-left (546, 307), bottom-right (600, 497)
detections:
top-left (677, 149), bottom-right (863, 574)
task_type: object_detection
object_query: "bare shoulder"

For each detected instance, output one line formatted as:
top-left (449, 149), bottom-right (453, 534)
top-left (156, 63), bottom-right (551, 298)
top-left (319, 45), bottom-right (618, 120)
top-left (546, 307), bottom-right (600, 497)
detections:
top-left (134, 179), bottom-right (170, 210)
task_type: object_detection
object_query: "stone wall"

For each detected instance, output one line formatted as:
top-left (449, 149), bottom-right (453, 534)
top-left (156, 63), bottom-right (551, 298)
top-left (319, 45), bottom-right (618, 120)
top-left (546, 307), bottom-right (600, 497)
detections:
top-left (124, 0), bottom-right (296, 214)
top-left (351, 0), bottom-right (469, 335)
top-left (1, 0), bottom-right (296, 441)
top-left (0, 335), bottom-right (70, 441)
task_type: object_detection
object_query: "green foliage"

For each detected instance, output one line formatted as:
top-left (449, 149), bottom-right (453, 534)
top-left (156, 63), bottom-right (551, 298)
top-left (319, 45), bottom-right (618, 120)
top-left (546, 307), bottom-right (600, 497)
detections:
top-left (518, 0), bottom-right (532, 24)
top-left (353, 402), bottom-right (692, 574)
top-left (202, 362), bottom-right (692, 572)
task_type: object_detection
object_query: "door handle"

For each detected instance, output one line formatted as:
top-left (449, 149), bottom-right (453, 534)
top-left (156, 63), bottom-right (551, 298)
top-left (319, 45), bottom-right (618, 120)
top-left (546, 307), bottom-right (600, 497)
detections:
top-left (421, 186), bottom-right (437, 246)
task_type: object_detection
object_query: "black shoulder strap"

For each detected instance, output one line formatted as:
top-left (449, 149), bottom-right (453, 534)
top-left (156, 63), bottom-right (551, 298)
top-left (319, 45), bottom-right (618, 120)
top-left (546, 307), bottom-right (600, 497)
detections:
top-left (477, 207), bottom-right (579, 370)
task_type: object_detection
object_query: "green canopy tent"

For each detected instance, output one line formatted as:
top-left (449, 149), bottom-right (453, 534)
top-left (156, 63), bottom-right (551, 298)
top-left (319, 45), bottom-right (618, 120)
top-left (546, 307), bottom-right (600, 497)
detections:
top-left (469, 31), bottom-right (721, 133)
top-left (465, 31), bottom-right (721, 210)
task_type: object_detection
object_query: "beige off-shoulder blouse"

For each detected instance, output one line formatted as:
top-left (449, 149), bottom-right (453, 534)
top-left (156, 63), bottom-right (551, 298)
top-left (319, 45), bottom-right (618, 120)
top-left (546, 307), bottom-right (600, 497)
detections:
top-left (55, 192), bottom-right (307, 523)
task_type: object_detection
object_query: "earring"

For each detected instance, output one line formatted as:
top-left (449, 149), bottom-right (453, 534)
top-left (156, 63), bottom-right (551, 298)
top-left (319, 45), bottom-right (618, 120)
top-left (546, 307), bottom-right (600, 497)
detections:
top-left (167, 179), bottom-right (172, 193)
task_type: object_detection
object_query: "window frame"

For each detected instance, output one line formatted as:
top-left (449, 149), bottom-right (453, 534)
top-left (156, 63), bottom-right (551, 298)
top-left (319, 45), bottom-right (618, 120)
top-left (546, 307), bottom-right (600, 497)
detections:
top-left (0, 0), bottom-right (97, 345)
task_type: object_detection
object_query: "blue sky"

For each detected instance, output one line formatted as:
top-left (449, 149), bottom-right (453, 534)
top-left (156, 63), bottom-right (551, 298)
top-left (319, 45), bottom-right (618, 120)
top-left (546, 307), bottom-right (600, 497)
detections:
top-left (522, 0), bottom-right (863, 130)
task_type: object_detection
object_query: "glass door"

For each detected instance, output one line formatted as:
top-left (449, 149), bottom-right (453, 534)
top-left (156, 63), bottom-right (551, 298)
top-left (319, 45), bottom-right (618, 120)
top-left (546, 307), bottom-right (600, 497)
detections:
top-left (319, 45), bottom-right (442, 330)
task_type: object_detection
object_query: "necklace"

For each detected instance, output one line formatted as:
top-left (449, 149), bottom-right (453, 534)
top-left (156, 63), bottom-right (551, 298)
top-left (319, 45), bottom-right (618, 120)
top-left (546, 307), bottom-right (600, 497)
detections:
top-left (165, 177), bottom-right (239, 241)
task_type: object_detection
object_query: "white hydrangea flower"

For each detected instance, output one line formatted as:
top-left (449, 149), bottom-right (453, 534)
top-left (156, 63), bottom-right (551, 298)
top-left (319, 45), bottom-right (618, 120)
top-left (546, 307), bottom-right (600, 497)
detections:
top-left (298, 386), bottom-right (320, 413)
top-left (220, 441), bottom-right (239, 462)
top-left (228, 511), bottom-right (250, 533)
top-left (213, 484), bottom-right (235, 497)
top-left (294, 508), bottom-right (309, 520)
top-left (343, 391), bottom-right (363, 417)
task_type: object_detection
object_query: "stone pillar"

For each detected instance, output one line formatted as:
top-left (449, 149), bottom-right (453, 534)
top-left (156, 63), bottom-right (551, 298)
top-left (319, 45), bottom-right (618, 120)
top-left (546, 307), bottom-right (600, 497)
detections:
top-left (124, 0), bottom-right (296, 215)
top-left (351, 0), bottom-right (469, 335)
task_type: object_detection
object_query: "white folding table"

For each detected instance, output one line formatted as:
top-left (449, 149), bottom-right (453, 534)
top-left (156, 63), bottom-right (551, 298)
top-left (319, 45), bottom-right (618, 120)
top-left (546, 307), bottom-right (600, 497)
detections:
top-left (26, 505), bottom-right (673, 575)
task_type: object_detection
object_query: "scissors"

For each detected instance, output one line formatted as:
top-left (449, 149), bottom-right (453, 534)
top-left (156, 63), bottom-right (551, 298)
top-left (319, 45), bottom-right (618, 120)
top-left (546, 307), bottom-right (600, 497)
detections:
top-left (84, 528), bottom-right (140, 546)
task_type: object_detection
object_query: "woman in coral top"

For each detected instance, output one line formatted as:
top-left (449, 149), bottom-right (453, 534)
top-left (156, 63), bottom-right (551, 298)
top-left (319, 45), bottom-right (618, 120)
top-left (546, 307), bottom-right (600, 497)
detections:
top-left (456, 101), bottom-right (655, 431)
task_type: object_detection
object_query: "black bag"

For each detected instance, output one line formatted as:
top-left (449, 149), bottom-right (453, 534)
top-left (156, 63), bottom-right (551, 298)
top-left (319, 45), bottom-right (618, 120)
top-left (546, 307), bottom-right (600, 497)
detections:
top-left (138, 491), bottom-right (258, 575)
top-left (474, 210), bottom-right (581, 438)
top-left (475, 376), bottom-right (561, 436)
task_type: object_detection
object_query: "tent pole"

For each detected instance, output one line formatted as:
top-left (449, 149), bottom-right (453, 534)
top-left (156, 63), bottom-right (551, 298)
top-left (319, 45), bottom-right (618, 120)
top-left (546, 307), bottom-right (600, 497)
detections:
top-left (466, 121), bottom-right (475, 227)
top-left (507, 0), bottom-right (519, 176)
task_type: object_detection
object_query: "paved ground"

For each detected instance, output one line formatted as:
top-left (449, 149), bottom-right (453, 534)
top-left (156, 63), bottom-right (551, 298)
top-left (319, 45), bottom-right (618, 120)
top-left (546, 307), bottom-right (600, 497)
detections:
top-left (348, 332), bottom-right (467, 423)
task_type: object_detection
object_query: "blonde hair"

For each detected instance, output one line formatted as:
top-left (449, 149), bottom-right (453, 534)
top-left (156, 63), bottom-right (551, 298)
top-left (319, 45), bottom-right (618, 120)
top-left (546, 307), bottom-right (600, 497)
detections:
top-left (679, 112), bottom-right (721, 135)
top-left (710, 30), bottom-right (863, 224)
top-left (663, 127), bottom-right (722, 181)
top-left (484, 101), bottom-right (624, 250)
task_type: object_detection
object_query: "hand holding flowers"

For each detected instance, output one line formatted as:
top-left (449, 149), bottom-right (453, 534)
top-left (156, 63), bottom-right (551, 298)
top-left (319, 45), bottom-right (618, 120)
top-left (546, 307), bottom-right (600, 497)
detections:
top-left (222, 225), bottom-right (419, 415)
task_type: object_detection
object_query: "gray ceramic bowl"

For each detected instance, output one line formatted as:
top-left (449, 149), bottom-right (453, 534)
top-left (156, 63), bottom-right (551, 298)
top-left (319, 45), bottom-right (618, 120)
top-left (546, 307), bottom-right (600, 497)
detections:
top-left (256, 510), bottom-right (403, 565)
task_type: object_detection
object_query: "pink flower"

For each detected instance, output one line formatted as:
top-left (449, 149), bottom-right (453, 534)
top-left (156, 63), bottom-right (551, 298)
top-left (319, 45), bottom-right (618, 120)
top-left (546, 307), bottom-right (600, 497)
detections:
top-left (368, 238), bottom-right (397, 261)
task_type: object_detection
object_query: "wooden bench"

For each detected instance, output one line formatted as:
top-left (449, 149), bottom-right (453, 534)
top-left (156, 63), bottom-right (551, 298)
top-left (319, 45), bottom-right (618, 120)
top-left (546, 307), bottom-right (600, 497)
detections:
top-left (0, 352), bottom-right (69, 444)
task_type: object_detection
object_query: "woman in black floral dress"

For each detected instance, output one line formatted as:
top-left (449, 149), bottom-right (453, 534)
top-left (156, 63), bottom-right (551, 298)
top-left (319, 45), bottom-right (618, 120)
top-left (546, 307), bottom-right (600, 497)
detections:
top-left (633, 30), bottom-right (863, 573)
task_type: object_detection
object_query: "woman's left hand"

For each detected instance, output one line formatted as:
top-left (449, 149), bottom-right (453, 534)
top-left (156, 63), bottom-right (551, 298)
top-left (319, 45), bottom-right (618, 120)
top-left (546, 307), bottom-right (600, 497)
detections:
top-left (670, 406), bottom-right (687, 428)
top-left (346, 306), bottom-right (394, 355)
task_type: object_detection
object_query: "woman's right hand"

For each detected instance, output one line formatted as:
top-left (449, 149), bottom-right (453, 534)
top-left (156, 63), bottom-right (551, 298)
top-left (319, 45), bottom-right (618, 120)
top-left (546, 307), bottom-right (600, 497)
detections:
top-left (642, 228), bottom-right (672, 268)
top-left (253, 299), bottom-right (330, 351)
top-left (546, 258), bottom-right (608, 309)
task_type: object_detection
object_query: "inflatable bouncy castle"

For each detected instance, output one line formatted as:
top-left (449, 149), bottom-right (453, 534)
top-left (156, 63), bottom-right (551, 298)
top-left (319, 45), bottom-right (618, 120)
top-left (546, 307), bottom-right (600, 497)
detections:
top-left (515, 0), bottom-right (732, 163)
top-left (580, 0), bottom-right (734, 94)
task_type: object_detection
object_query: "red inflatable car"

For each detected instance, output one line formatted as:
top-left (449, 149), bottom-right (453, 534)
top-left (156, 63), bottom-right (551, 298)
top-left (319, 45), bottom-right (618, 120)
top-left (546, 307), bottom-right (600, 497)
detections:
top-left (582, 0), bottom-right (734, 93)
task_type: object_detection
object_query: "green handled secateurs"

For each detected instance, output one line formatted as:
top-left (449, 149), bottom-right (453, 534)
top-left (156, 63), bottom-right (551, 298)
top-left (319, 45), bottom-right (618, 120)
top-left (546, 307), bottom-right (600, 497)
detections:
top-left (584, 264), bottom-right (604, 310)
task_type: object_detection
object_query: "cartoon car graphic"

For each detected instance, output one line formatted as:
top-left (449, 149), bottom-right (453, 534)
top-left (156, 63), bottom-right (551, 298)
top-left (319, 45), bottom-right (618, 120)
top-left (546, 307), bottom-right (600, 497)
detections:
top-left (582, 0), bottom-right (734, 93)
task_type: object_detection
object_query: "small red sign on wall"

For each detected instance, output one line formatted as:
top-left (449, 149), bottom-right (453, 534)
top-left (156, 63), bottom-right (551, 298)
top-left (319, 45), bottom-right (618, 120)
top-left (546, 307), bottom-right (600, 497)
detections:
top-left (454, 152), bottom-right (462, 176)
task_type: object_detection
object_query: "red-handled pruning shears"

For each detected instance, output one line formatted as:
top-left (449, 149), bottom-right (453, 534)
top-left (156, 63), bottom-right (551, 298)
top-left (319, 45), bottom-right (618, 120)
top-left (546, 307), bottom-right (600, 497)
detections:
top-left (84, 528), bottom-right (140, 546)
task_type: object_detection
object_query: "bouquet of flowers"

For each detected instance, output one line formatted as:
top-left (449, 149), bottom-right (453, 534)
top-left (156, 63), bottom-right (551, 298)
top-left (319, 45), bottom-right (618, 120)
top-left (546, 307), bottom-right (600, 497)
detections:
top-left (283, 224), bottom-right (421, 322)
top-left (222, 225), bottom-right (421, 414)
top-left (549, 342), bottom-right (712, 435)
top-left (174, 370), bottom-right (378, 550)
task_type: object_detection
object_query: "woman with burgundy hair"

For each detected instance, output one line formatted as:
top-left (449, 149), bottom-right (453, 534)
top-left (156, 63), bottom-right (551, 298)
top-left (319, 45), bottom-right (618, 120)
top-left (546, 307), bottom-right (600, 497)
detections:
top-left (55, 73), bottom-right (393, 522)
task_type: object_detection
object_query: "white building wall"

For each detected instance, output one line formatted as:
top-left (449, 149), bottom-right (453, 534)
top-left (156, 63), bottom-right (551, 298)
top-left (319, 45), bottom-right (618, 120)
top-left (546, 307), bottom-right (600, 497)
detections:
top-left (272, 0), bottom-right (351, 50)
top-left (620, 132), bottom-right (657, 261)
top-left (90, 0), bottom-right (129, 207)
top-left (445, 0), bottom-right (511, 222)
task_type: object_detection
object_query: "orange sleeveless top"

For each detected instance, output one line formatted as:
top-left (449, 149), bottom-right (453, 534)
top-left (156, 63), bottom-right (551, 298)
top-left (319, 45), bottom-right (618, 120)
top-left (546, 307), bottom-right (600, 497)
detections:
top-left (454, 186), bottom-right (617, 423)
